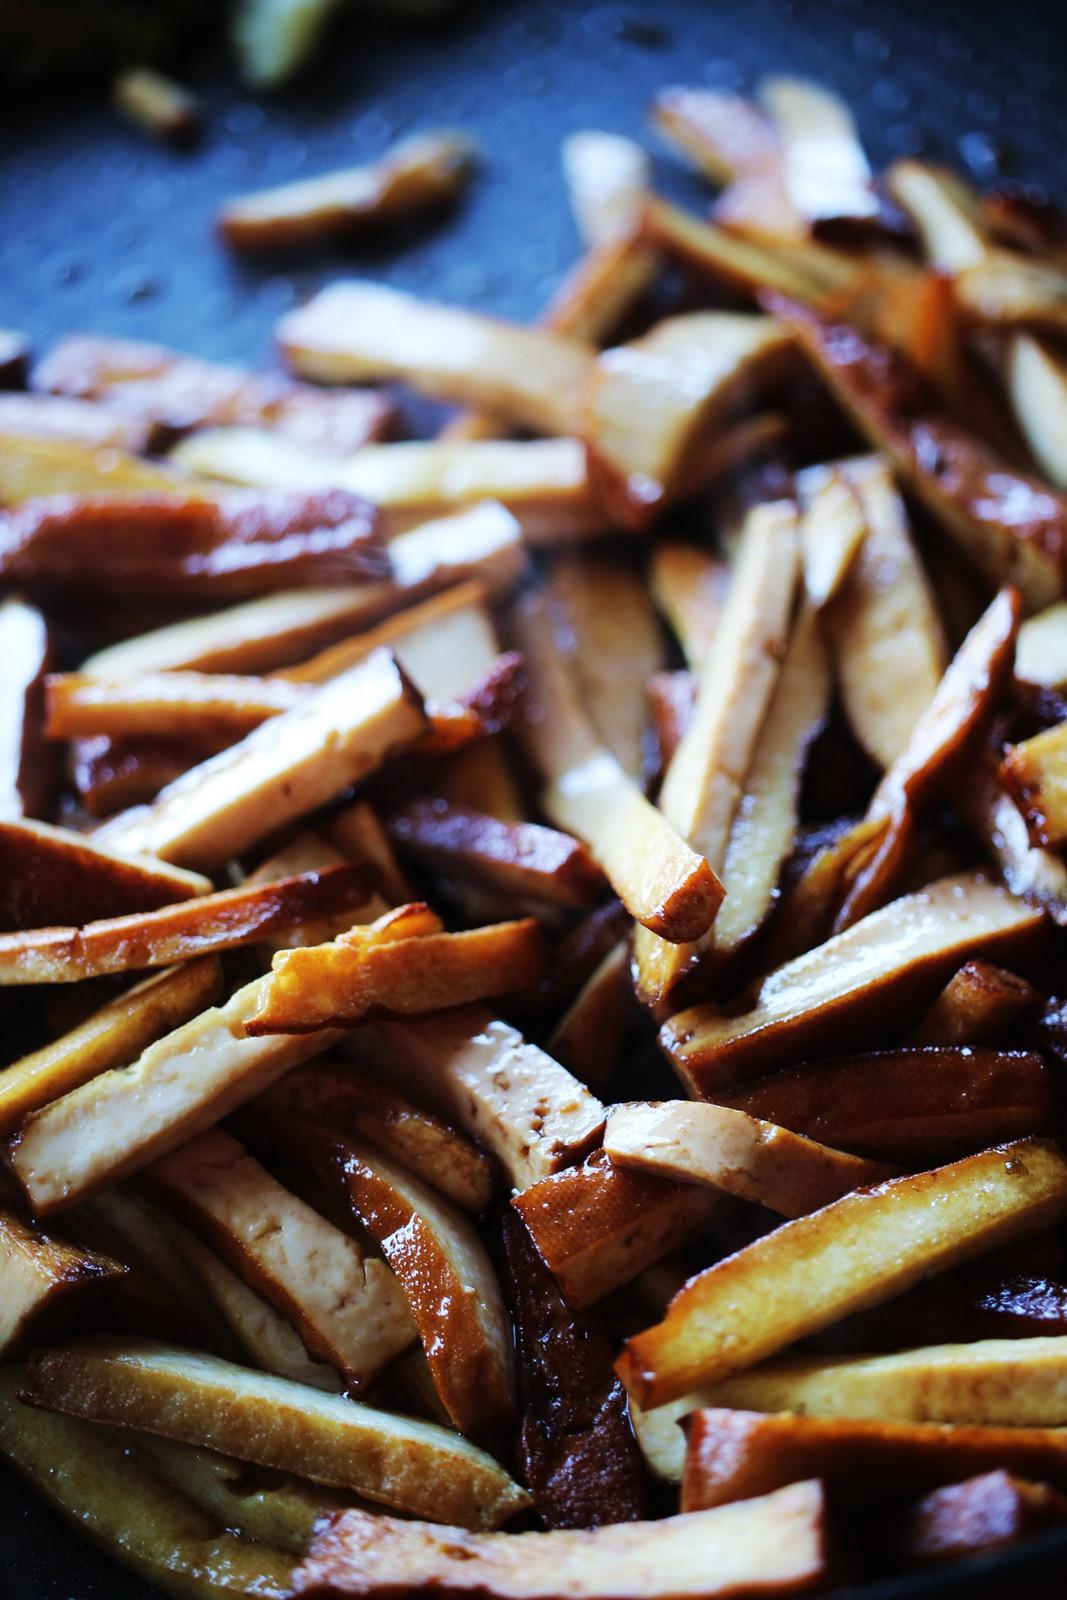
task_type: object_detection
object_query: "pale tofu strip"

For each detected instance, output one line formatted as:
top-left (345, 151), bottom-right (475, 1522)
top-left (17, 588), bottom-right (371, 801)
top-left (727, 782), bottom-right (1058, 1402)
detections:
top-left (796, 465), bottom-right (867, 609)
top-left (886, 159), bottom-right (989, 271)
top-left (278, 281), bottom-right (594, 437)
top-left (544, 552), bottom-right (666, 783)
top-left (81, 501), bottom-right (524, 678)
top-left (146, 1129), bottom-right (415, 1390)
top-left (23, 1340), bottom-right (529, 1530)
top-left (515, 589), bottom-right (722, 944)
top-left (604, 1100), bottom-right (893, 1219)
top-left (172, 432), bottom-right (608, 545)
top-left (649, 543), bottom-right (731, 670)
top-left (759, 76), bottom-right (878, 225)
top-left (633, 501), bottom-right (799, 1006)
top-left (1008, 335), bottom-right (1067, 490)
top-left (617, 1139), bottom-right (1067, 1409)
top-left (712, 601), bottom-right (830, 953)
top-left (7, 977), bottom-right (343, 1214)
top-left (816, 457), bottom-right (948, 768)
top-left (561, 130), bottom-right (652, 247)
top-left (91, 650), bottom-right (427, 871)
top-left (349, 1008), bottom-right (605, 1192)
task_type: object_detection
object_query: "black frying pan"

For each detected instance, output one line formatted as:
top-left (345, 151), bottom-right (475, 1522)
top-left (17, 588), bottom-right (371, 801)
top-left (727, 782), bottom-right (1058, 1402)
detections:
top-left (3, 0), bottom-right (1067, 1592)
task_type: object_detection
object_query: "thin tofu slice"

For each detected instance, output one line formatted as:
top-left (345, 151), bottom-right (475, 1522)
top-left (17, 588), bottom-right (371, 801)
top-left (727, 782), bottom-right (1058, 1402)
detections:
top-left (886, 159), bottom-right (988, 271)
top-left (22, 1340), bottom-right (529, 1529)
top-left (278, 282), bottom-right (594, 437)
top-left (1008, 334), bottom-right (1067, 490)
top-left (289, 1483), bottom-right (826, 1599)
top-left (1001, 721), bottom-right (1067, 848)
top-left (617, 1139), bottom-right (1067, 1409)
top-left (562, 130), bottom-right (651, 247)
top-left (146, 1128), bottom-right (415, 1388)
top-left (604, 1101), bottom-right (893, 1219)
top-left (92, 650), bottom-right (427, 871)
top-left (0, 1209), bottom-right (127, 1358)
top-left (649, 544), bottom-right (730, 671)
top-left (0, 598), bottom-right (52, 821)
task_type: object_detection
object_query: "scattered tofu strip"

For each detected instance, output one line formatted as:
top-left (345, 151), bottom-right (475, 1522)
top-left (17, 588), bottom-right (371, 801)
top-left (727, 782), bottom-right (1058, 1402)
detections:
top-left (92, 651), bottom-right (427, 871)
top-left (278, 281), bottom-right (594, 437)
top-left (604, 1101), bottom-right (894, 1219)
top-left (681, 1406), bottom-right (1067, 1512)
top-left (81, 501), bottom-right (524, 678)
top-left (957, 759), bottom-right (1067, 926)
top-left (23, 1341), bottom-right (530, 1530)
top-left (1001, 721), bottom-right (1067, 848)
top-left (0, 864), bottom-right (376, 985)
top-left (0, 598), bottom-right (52, 822)
top-left (617, 1139), bottom-right (1067, 1409)
top-left (47, 669), bottom-right (306, 741)
top-left (0, 959), bottom-right (221, 1134)
top-left (698, 1337), bottom-right (1067, 1427)
top-left (245, 911), bottom-right (546, 1034)
top-left (814, 457), bottom-right (947, 768)
top-left (172, 431), bottom-right (607, 544)
top-left (796, 464), bottom-right (867, 610)
top-left (547, 939), bottom-right (632, 1092)
top-left (112, 67), bottom-right (199, 141)
top-left (6, 976), bottom-right (344, 1214)
top-left (218, 131), bottom-right (476, 251)
top-left (516, 588), bottom-right (723, 944)
top-left (633, 501), bottom-right (799, 1006)
top-left (0, 1209), bottom-right (126, 1358)
top-left (581, 312), bottom-right (793, 528)
top-left (561, 130), bottom-right (651, 246)
top-left (512, 1150), bottom-right (721, 1309)
top-left (0, 430), bottom-right (182, 503)
top-left (1008, 335), bottom-right (1067, 489)
top-left (649, 543), bottom-right (730, 669)
top-left (0, 392), bottom-right (152, 453)
top-left (662, 873), bottom-right (1046, 1098)
top-left (908, 960), bottom-right (1041, 1047)
top-left (36, 331), bottom-right (394, 455)
top-left (146, 1128), bottom-right (416, 1388)
top-left (0, 1369), bottom-right (295, 1599)
top-left (954, 251), bottom-right (1067, 335)
top-left (289, 1484), bottom-right (827, 1599)
top-left (760, 76), bottom-right (879, 225)
top-left (887, 159), bottom-right (989, 271)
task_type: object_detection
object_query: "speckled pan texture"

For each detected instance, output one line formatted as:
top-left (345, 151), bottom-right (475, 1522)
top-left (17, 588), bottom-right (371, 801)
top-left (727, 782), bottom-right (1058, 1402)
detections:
top-left (3, 0), bottom-right (1067, 1594)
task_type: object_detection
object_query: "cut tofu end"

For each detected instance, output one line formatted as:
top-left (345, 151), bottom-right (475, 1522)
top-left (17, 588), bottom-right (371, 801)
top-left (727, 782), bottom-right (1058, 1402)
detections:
top-left (544, 552), bottom-right (667, 784)
top-left (0, 959), bottom-right (221, 1135)
top-left (908, 961), bottom-right (1041, 1048)
top-left (0, 817), bottom-right (211, 929)
top-left (0, 864), bottom-right (377, 985)
top-left (279, 281), bottom-right (594, 437)
top-left (7, 976), bottom-right (343, 1214)
top-left (516, 589), bottom-right (722, 943)
top-left (91, 650), bottom-right (427, 871)
top-left (81, 501), bottom-right (524, 678)
top-left (617, 1139), bottom-right (1067, 1409)
top-left (22, 1340), bottom-right (530, 1529)
top-left (661, 873), bottom-right (1046, 1097)
top-left (698, 1337), bottom-right (1067, 1427)
top-left (0, 429), bottom-right (183, 504)
top-left (581, 312), bottom-right (793, 528)
top-left (681, 1406), bottom-right (1067, 1512)
top-left (145, 1128), bottom-right (415, 1389)
top-left (350, 1008), bottom-right (605, 1192)
top-left (512, 1150), bottom-right (721, 1309)
top-left (561, 130), bottom-right (651, 247)
top-left (0, 597), bottom-right (53, 823)
top-left (604, 1101), bottom-right (894, 1218)
top-left (279, 1126), bottom-right (515, 1435)
top-left (902, 1471), bottom-right (1067, 1565)
top-left (218, 131), bottom-right (476, 251)
top-left (886, 159), bottom-right (989, 271)
top-left (0, 1208), bottom-right (127, 1358)
top-left (1008, 335), bottom-right (1067, 490)
top-left (1001, 721), bottom-right (1067, 849)
top-left (174, 431), bottom-right (607, 545)
top-left (958, 758), bottom-right (1067, 927)
top-left (290, 1483), bottom-right (827, 1598)
top-left (759, 76), bottom-right (878, 225)
top-left (819, 457), bottom-right (947, 769)
top-left (0, 1365), bottom-right (295, 1599)
top-left (634, 500), bottom-right (799, 1005)
top-left (1017, 601), bottom-right (1067, 690)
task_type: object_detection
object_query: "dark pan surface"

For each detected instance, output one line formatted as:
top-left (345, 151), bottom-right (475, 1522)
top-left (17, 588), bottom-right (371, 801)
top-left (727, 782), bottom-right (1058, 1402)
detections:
top-left (3, 0), bottom-right (1067, 1593)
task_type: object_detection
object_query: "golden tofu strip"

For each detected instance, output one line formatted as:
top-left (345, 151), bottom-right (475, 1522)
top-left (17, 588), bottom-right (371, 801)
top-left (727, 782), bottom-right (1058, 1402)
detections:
top-left (887, 159), bottom-right (989, 271)
top-left (146, 1128), bottom-right (416, 1389)
top-left (617, 1139), bottom-right (1067, 1408)
top-left (92, 650), bottom-right (427, 871)
top-left (23, 1340), bottom-right (529, 1530)
top-left (0, 429), bottom-right (184, 504)
top-left (278, 281), bottom-right (594, 437)
top-left (796, 464), bottom-right (867, 609)
top-left (1001, 720), bottom-right (1067, 848)
top-left (516, 589), bottom-right (722, 944)
top-left (649, 543), bottom-right (731, 670)
top-left (634, 500), bottom-right (799, 1006)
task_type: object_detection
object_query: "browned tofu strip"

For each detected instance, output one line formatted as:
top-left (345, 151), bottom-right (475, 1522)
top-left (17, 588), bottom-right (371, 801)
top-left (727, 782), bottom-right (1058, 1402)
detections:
top-left (0, 430), bottom-right (181, 503)
top-left (0, 818), bottom-right (210, 930)
top-left (0, 864), bottom-right (376, 985)
top-left (651, 85), bottom-right (784, 189)
top-left (35, 332), bottom-right (394, 455)
top-left (649, 544), bottom-right (730, 671)
top-left (0, 1209), bottom-right (127, 1358)
top-left (902, 1472), bottom-right (1067, 1567)
top-left (219, 132), bottom-right (476, 252)
top-left (1001, 721), bottom-right (1067, 848)
top-left (681, 1407), bottom-right (1067, 1511)
top-left (957, 757), bottom-right (1067, 926)
top-left (661, 873), bottom-right (1046, 1098)
top-left (618, 1139), bottom-right (1067, 1409)
top-left (145, 1128), bottom-right (415, 1389)
top-left (0, 599), bottom-right (53, 822)
top-left (278, 282), bottom-right (594, 437)
top-left (908, 960), bottom-right (1041, 1046)
top-left (639, 195), bottom-right (854, 303)
top-left (759, 76), bottom-right (879, 228)
top-left (0, 960), bottom-right (222, 1136)
top-left (289, 1484), bottom-right (827, 1598)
